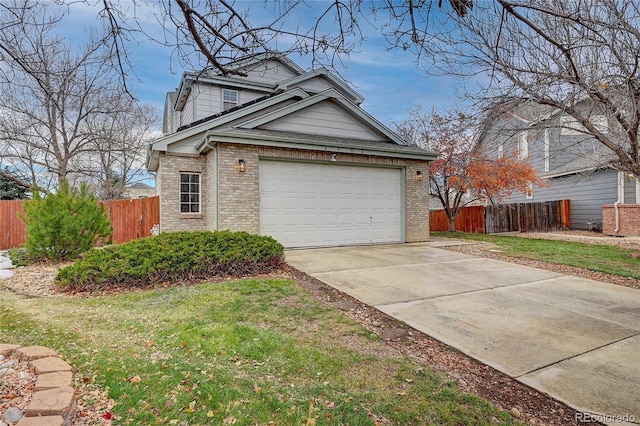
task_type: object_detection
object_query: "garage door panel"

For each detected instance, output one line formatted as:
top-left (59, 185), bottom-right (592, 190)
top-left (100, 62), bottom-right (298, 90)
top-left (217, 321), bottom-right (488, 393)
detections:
top-left (260, 161), bottom-right (403, 248)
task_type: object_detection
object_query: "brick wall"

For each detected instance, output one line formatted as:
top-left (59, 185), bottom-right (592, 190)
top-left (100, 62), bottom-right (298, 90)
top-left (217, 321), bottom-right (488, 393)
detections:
top-left (602, 204), bottom-right (640, 236)
top-left (157, 152), bottom-right (208, 232)
top-left (159, 144), bottom-right (431, 242)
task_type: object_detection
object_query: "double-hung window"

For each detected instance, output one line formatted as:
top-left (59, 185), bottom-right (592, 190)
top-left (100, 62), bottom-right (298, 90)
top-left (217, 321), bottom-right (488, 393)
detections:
top-left (222, 89), bottom-right (238, 110)
top-left (180, 173), bottom-right (200, 213)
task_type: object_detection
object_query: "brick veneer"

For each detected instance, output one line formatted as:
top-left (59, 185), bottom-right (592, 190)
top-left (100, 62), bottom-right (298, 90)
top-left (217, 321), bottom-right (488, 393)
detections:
top-left (158, 143), bottom-right (431, 243)
top-left (602, 204), bottom-right (640, 236)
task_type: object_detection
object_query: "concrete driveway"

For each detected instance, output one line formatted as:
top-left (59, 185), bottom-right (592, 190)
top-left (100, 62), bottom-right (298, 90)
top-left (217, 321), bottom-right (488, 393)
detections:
top-left (286, 242), bottom-right (640, 424)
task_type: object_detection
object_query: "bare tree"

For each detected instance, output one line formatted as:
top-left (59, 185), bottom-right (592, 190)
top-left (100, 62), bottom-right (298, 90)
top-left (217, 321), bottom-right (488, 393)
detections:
top-left (396, 106), bottom-right (540, 231)
top-left (0, 2), bottom-right (156, 192)
top-left (411, 0), bottom-right (640, 178)
top-left (86, 102), bottom-right (158, 199)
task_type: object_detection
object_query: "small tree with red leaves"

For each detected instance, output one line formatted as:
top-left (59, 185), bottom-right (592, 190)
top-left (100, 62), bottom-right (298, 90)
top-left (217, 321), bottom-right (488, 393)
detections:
top-left (396, 106), bottom-right (541, 232)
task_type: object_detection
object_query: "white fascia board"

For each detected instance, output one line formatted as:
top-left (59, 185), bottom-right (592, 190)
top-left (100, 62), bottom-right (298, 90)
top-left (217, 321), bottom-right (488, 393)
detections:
top-left (151, 87), bottom-right (311, 153)
top-left (238, 88), bottom-right (409, 146)
top-left (146, 143), bottom-right (159, 171)
top-left (541, 165), bottom-right (611, 179)
top-left (198, 131), bottom-right (438, 161)
top-left (174, 76), bottom-right (192, 111)
top-left (187, 74), bottom-right (274, 92)
top-left (275, 68), bottom-right (365, 104)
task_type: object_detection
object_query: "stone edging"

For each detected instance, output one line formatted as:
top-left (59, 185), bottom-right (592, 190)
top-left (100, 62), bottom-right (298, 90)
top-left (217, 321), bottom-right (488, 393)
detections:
top-left (0, 344), bottom-right (75, 426)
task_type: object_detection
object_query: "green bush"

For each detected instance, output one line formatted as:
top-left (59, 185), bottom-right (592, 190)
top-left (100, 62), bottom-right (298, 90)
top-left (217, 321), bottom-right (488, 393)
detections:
top-left (55, 230), bottom-right (285, 292)
top-left (20, 180), bottom-right (112, 262)
top-left (6, 247), bottom-right (41, 267)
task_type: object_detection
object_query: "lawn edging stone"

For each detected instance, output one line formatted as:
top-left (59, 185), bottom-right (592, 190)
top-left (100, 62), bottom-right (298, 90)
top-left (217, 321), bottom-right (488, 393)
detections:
top-left (0, 344), bottom-right (76, 426)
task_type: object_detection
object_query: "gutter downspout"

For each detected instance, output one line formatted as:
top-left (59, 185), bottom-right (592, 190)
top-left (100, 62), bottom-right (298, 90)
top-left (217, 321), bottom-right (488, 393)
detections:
top-left (203, 135), bottom-right (219, 230)
top-left (614, 171), bottom-right (624, 234)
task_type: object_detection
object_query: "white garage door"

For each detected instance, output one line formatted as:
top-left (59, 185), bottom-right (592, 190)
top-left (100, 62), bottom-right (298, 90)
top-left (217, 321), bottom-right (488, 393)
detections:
top-left (259, 160), bottom-right (403, 248)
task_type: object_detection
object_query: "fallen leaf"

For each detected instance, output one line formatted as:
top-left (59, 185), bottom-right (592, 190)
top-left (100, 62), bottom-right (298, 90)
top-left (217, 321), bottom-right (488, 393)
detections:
top-left (306, 418), bottom-right (317, 426)
top-left (223, 415), bottom-right (237, 424)
top-left (130, 375), bottom-right (141, 384)
top-left (253, 383), bottom-right (262, 394)
top-left (207, 410), bottom-right (215, 417)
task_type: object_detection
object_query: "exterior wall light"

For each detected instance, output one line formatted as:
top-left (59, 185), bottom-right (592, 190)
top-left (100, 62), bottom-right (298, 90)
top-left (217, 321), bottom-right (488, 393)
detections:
top-left (237, 159), bottom-right (246, 172)
top-left (415, 171), bottom-right (423, 181)
top-left (627, 172), bottom-right (636, 181)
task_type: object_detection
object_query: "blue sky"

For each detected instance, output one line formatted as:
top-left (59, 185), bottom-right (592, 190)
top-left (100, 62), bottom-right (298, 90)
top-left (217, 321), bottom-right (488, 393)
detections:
top-left (62, 1), bottom-right (477, 129)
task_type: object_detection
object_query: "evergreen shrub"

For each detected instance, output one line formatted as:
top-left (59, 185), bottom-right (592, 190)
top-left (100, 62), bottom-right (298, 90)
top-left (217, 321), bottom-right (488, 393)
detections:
top-left (56, 230), bottom-right (285, 292)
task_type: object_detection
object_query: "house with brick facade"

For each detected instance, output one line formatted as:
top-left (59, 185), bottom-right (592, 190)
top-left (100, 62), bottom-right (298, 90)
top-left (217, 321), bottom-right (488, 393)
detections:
top-left (476, 99), bottom-right (640, 236)
top-left (146, 53), bottom-right (437, 248)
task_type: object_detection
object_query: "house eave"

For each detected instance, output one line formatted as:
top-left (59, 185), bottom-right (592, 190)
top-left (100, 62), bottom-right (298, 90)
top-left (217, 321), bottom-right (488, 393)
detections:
top-left (196, 131), bottom-right (438, 161)
top-left (542, 165), bottom-right (613, 179)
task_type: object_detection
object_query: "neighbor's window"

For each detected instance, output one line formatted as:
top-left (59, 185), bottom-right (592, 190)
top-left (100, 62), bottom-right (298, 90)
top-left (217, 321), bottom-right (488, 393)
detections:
top-left (180, 173), bottom-right (200, 213)
top-left (222, 89), bottom-right (238, 110)
top-left (518, 132), bottom-right (529, 160)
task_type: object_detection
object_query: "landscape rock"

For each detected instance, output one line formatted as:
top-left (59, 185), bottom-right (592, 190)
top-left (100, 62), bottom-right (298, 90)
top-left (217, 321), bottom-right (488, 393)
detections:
top-left (2, 407), bottom-right (24, 423)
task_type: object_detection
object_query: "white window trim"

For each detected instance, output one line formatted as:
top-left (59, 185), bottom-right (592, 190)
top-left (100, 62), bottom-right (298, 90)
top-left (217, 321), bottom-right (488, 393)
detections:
top-left (179, 172), bottom-right (201, 214)
top-left (518, 132), bottom-right (528, 160)
top-left (544, 128), bottom-right (550, 172)
top-left (498, 144), bottom-right (504, 159)
top-left (222, 88), bottom-right (239, 110)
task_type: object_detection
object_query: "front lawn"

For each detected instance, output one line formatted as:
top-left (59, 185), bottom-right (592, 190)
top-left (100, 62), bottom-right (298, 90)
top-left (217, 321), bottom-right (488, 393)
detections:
top-left (433, 232), bottom-right (640, 280)
top-left (0, 279), bottom-right (515, 425)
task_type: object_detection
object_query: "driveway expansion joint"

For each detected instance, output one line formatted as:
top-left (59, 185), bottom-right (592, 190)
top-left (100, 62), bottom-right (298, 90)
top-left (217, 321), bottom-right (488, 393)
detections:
top-left (515, 331), bottom-right (640, 378)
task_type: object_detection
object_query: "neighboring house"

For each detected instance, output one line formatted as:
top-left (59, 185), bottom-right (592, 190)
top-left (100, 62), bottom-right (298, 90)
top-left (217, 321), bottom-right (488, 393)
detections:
top-left (146, 53), bottom-right (437, 248)
top-left (122, 182), bottom-right (156, 199)
top-left (477, 99), bottom-right (640, 231)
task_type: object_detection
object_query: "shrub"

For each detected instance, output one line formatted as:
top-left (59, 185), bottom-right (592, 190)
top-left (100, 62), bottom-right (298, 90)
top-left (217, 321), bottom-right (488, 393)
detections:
top-left (55, 230), bottom-right (285, 292)
top-left (6, 247), bottom-right (41, 267)
top-left (20, 180), bottom-right (113, 262)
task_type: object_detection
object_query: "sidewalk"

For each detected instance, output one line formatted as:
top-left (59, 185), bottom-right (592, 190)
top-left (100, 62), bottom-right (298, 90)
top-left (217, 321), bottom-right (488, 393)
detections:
top-left (0, 250), bottom-right (14, 279)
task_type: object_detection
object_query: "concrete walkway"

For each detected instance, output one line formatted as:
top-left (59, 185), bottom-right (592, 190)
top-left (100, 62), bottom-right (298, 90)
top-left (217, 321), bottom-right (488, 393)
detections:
top-left (286, 242), bottom-right (640, 425)
top-left (0, 250), bottom-right (14, 279)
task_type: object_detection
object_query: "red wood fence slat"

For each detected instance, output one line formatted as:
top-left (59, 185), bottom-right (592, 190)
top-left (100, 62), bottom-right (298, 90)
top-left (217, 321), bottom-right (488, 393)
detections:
top-left (429, 205), bottom-right (486, 233)
top-left (430, 200), bottom-right (570, 234)
top-left (0, 196), bottom-right (160, 250)
top-left (0, 200), bottom-right (27, 250)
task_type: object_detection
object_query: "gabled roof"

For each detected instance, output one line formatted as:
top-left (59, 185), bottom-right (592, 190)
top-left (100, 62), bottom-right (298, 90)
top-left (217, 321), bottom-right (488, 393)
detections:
top-left (237, 88), bottom-right (408, 146)
top-left (150, 87), bottom-right (310, 154)
top-left (275, 68), bottom-right (365, 105)
top-left (195, 128), bottom-right (437, 161)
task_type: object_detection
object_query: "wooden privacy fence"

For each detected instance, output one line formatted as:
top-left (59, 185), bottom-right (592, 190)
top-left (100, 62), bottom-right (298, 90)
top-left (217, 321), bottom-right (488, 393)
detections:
top-left (430, 199), bottom-right (570, 234)
top-left (0, 200), bottom-right (26, 251)
top-left (0, 196), bottom-right (160, 250)
top-left (429, 205), bottom-right (485, 233)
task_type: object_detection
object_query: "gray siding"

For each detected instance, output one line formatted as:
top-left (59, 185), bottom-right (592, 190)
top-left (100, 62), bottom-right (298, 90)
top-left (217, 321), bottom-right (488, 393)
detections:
top-left (506, 168), bottom-right (618, 229)
top-left (238, 59), bottom-right (299, 85)
top-left (296, 76), bottom-right (333, 93)
top-left (262, 102), bottom-right (384, 141)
